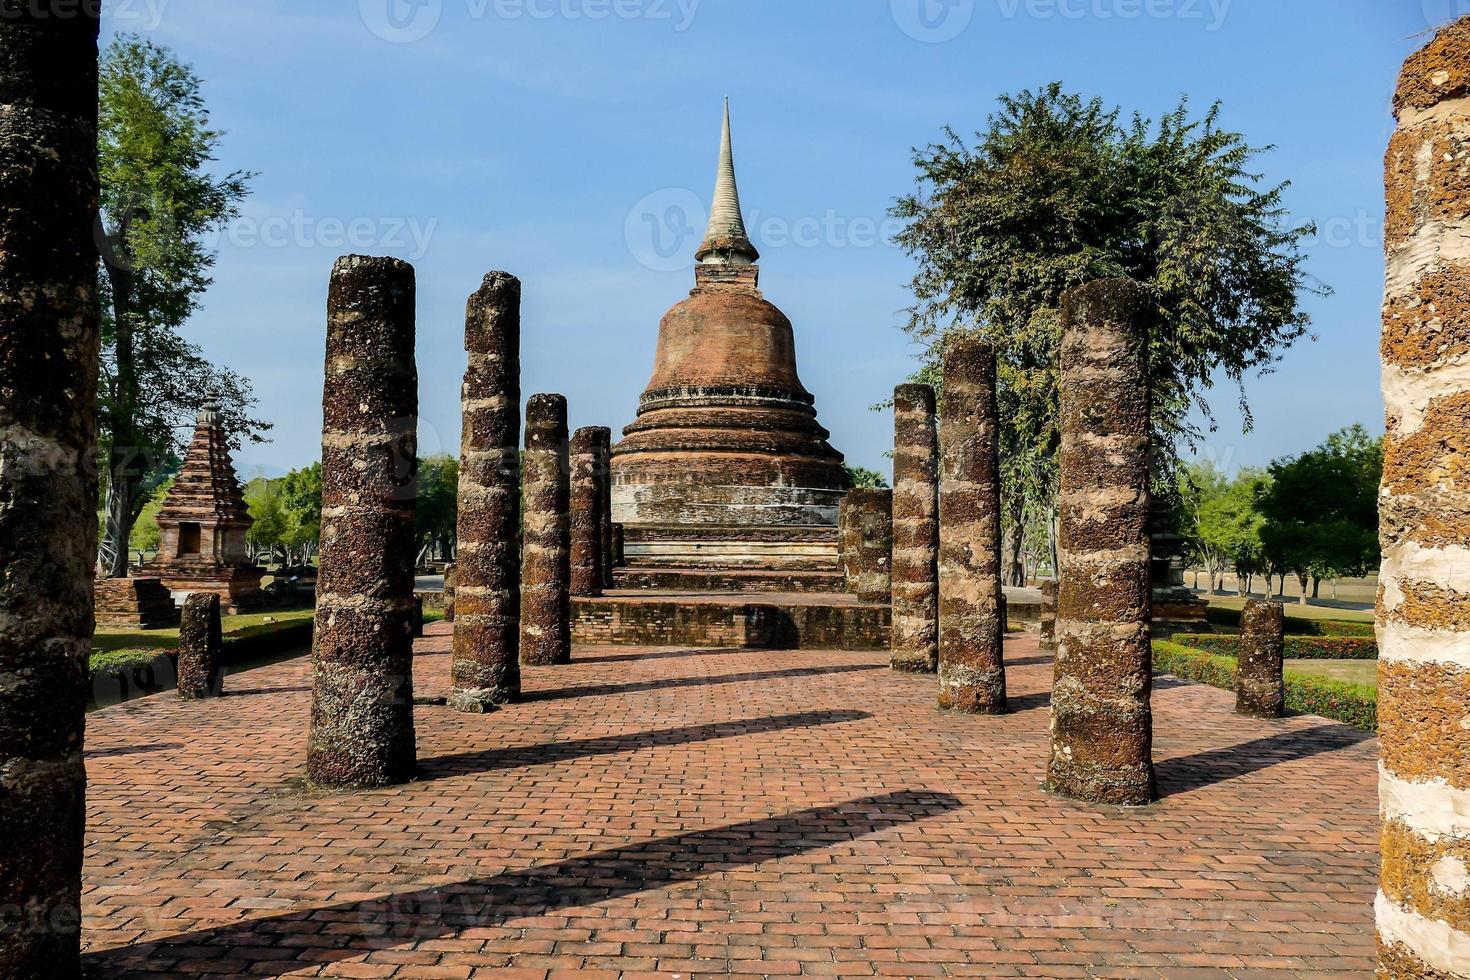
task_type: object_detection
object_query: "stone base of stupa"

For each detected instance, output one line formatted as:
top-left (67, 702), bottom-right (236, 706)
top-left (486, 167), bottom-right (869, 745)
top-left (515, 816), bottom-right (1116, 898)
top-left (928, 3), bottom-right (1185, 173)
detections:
top-left (94, 577), bottom-right (182, 630)
top-left (572, 589), bottom-right (890, 651)
top-left (140, 561), bottom-right (265, 615)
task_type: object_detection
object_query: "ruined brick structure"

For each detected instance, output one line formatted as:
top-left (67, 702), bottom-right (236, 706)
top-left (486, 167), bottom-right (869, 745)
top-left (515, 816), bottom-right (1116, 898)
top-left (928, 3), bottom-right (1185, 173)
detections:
top-left (1047, 279), bottom-right (1155, 806)
top-left (571, 427), bottom-right (610, 598)
top-left (1236, 599), bottom-right (1284, 719)
top-left (177, 592), bottom-right (223, 700)
top-left (93, 577), bottom-right (179, 630)
top-left (938, 334), bottom-right (1007, 714)
top-left (1376, 17), bottom-right (1470, 976)
top-left (1039, 579), bottom-right (1058, 655)
top-left (307, 256), bottom-right (418, 788)
top-left (450, 273), bottom-right (521, 712)
top-left (610, 103), bottom-right (848, 574)
top-left (891, 384), bottom-right (939, 673)
top-left (0, 10), bottom-right (99, 975)
top-left (521, 394), bottom-right (571, 666)
top-left (840, 488), bottom-right (893, 603)
top-left (140, 399), bottom-right (263, 612)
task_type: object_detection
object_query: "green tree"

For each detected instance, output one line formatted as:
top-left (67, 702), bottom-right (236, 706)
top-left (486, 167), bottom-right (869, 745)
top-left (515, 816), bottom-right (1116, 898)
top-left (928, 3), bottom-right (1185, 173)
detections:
top-left (416, 455), bottom-right (459, 562)
top-left (844, 466), bottom-right (890, 489)
top-left (1183, 465), bottom-right (1268, 597)
top-left (1257, 425), bottom-right (1382, 605)
top-left (892, 85), bottom-right (1321, 528)
top-left (244, 478), bottom-right (288, 564)
top-left (127, 476), bottom-right (173, 562)
top-left (97, 36), bottom-right (266, 576)
top-left (278, 463), bottom-right (323, 564)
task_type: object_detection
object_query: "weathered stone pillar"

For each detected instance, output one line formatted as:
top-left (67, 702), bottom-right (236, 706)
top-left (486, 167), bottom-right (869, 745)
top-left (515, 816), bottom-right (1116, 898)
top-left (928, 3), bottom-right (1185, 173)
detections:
top-left (443, 563), bottom-right (456, 623)
top-left (521, 394), bottom-right (571, 666)
top-left (598, 432), bottom-right (615, 588)
top-left (411, 596), bottom-right (425, 640)
top-left (570, 427), bottom-right (609, 598)
top-left (938, 334), bottom-right (1007, 714)
top-left (1377, 19), bottom-right (1470, 976)
top-left (611, 523), bottom-right (626, 568)
top-left (1039, 579), bottom-right (1058, 654)
top-left (1047, 278), bottom-right (1154, 806)
top-left (841, 489), bottom-right (893, 603)
top-left (308, 255), bottom-right (418, 788)
top-left (0, 11), bottom-right (99, 974)
top-left (178, 593), bottom-right (223, 700)
top-left (1236, 599), bottom-right (1284, 718)
top-left (450, 273), bottom-right (521, 712)
top-left (891, 384), bottom-right (940, 673)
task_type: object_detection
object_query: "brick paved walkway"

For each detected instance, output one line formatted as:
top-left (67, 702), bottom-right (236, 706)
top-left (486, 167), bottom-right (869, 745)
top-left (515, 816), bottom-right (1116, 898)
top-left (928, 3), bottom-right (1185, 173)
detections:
top-left (81, 622), bottom-right (1377, 978)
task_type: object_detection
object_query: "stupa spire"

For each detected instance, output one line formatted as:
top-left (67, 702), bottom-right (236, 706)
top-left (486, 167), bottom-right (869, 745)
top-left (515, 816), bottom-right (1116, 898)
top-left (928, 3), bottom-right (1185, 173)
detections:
top-left (695, 98), bottom-right (760, 266)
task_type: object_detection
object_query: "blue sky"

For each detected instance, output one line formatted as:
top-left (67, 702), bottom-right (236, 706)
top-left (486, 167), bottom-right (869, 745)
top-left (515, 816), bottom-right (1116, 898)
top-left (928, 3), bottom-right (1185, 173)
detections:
top-left (102, 1), bottom-right (1447, 482)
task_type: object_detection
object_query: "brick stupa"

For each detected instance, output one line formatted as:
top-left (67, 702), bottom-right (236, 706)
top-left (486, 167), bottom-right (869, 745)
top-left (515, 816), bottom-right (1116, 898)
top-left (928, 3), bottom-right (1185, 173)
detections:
top-left (141, 400), bottom-right (263, 612)
top-left (611, 102), bottom-right (849, 572)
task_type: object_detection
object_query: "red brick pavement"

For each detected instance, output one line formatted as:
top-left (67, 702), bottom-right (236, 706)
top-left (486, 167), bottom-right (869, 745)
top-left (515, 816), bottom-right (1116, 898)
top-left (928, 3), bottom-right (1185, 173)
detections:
top-left (80, 622), bottom-right (1377, 978)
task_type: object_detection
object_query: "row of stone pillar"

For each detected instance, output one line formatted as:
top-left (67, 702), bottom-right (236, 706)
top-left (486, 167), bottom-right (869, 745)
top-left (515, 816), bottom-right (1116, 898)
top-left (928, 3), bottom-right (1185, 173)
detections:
top-left (310, 261), bottom-right (621, 779)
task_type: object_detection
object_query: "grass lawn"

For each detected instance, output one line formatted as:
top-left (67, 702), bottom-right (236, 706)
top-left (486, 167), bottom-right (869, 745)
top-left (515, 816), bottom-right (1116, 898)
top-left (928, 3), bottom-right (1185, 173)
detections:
top-left (92, 607), bottom-right (316, 655)
top-left (1206, 595), bottom-right (1373, 624)
top-left (1287, 659), bottom-right (1378, 688)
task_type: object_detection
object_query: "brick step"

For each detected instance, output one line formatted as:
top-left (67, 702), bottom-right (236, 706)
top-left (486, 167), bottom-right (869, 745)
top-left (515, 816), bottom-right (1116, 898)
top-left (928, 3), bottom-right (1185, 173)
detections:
top-left (613, 566), bottom-right (845, 593)
top-left (572, 592), bottom-right (890, 651)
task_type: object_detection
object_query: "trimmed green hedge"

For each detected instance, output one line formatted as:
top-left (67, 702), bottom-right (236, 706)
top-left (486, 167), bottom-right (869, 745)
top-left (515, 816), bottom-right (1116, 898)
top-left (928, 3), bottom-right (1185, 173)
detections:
top-left (1171, 633), bottom-right (1377, 660)
top-left (1204, 604), bottom-right (1374, 637)
top-left (1153, 640), bottom-right (1377, 732)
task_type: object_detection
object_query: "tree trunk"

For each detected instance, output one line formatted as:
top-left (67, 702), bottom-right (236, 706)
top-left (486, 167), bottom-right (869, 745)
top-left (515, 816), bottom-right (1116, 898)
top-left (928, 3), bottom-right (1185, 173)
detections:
top-left (101, 260), bottom-right (139, 578)
top-left (1297, 570), bottom-right (1310, 606)
top-left (1312, 577), bottom-right (1321, 599)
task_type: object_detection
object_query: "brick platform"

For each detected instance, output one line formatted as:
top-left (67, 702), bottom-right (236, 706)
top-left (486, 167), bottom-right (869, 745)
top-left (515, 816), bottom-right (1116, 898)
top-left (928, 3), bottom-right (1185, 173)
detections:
top-left (81, 623), bottom-right (1377, 977)
top-left (572, 589), bottom-right (891, 650)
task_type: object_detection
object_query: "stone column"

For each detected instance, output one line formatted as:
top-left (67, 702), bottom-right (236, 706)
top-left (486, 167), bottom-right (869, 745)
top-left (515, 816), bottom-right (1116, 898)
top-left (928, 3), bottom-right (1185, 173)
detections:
top-left (1235, 599), bottom-right (1284, 718)
top-left (0, 11), bottom-right (99, 975)
top-left (521, 394), bottom-right (571, 666)
top-left (598, 432), bottom-right (615, 588)
top-left (570, 427), bottom-right (609, 598)
top-left (178, 593), bottom-right (223, 700)
top-left (611, 523), bottom-right (626, 568)
top-left (1046, 278), bottom-right (1154, 806)
top-left (1039, 579), bottom-right (1058, 654)
top-left (891, 384), bottom-right (940, 673)
top-left (1377, 18), bottom-right (1470, 976)
top-left (308, 255), bottom-right (418, 788)
top-left (938, 334), bottom-right (1007, 714)
top-left (450, 273), bottom-right (521, 712)
top-left (841, 489), bottom-right (893, 603)
top-left (443, 563), bottom-right (456, 623)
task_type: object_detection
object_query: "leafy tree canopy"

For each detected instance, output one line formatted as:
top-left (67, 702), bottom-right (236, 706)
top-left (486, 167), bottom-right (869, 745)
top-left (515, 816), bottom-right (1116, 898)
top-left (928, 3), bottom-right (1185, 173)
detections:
top-left (891, 84), bottom-right (1322, 509)
top-left (98, 35), bottom-right (266, 574)
top-left (1257, 424), bottom-right (1381, 584)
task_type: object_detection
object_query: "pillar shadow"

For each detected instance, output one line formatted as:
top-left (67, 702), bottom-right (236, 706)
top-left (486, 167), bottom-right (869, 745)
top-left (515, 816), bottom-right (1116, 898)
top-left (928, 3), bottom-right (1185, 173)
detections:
top-left (87, 742), bottom-right (184, 759)
top-left (573, 647), bottom-right (742, 665)
top-left (418, 709), bottom-right (872, 782)
top-left (1004, 690), bottom-right (1052, 713)
top-left (1154, 724), bottom-right (1373, 798)
top-left (83, 789), bottom-right (962, 978)
top-left (522, 663), bottom-right (883, 702)
top-left (1006, 656), bottom-right (1053, 668)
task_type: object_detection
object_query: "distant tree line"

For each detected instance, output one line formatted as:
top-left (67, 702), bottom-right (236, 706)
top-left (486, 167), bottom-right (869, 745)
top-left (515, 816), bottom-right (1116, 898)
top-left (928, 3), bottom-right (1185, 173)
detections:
top-left (1177, 425), bottom-right (1381, 604)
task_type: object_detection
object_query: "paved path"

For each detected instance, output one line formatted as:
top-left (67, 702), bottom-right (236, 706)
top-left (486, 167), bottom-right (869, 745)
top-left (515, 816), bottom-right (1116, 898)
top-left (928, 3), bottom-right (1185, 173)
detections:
top-left (81, 624), bottom-right (1377, 977)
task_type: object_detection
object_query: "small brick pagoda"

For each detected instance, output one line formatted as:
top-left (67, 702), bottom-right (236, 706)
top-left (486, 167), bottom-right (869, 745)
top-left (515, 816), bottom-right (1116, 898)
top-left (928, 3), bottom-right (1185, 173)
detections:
top-left (611, 102), bottom-right (850, 577)
top-left (141, 400), bottom-right (263, 612)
